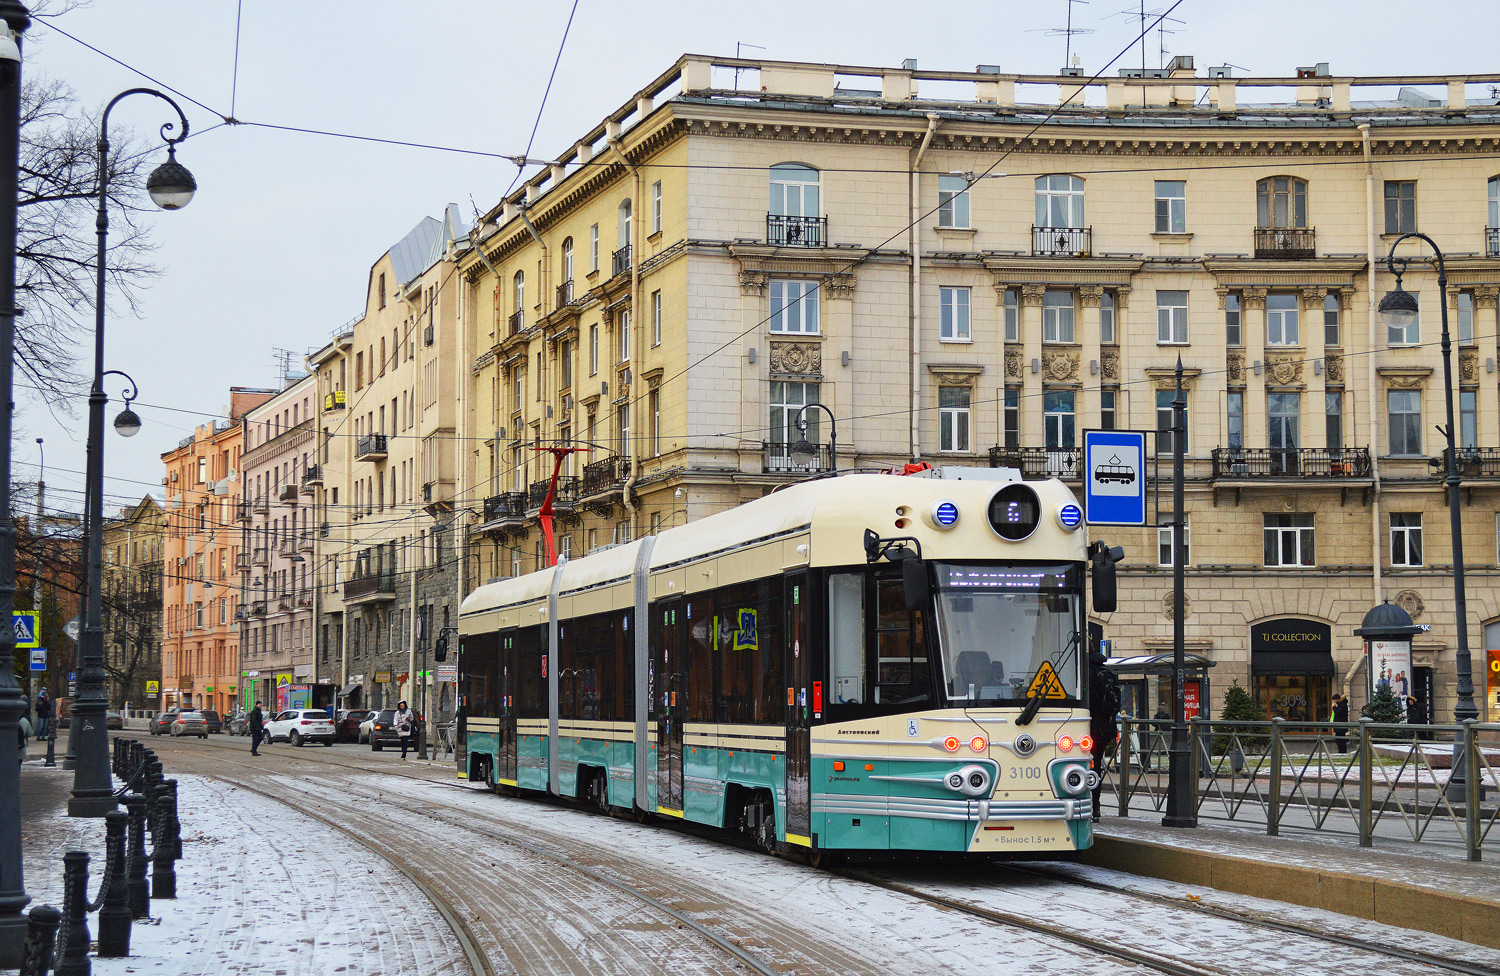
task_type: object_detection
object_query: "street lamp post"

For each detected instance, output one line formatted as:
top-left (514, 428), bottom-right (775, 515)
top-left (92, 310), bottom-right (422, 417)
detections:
top-left (787, 403), bottom-right (838, 472)
top-left (1162, 355), bottom-right (1196, 827)
top-left (69, 89), bottom-right (196, 818)
top-left (0, 5), bottom-right (32, 964)
top-left (1378, 234), bottom-right (1482, 802)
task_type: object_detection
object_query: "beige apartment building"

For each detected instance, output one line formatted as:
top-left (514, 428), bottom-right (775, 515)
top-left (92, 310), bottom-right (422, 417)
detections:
top-left (101, 495), bottom-right (164, 708)
top-left (237, 374), bottom-right (322, 712)
top-left (313, 208), bottom-right (465, 715)
top-left (455, 54), bottom-right (1500, 725)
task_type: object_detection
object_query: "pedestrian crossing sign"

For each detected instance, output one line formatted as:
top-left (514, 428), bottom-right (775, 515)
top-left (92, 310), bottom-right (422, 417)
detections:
top-left (146, 681), bottom-right (160, 695)
top-left (13, 611), bottom-right (39, 649)
top-left (1026, 661), bottom-right (1068, 700)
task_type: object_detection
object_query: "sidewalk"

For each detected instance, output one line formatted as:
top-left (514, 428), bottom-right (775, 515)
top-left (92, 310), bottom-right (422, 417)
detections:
top-left (1088, 815), bottom-right (1500, 948)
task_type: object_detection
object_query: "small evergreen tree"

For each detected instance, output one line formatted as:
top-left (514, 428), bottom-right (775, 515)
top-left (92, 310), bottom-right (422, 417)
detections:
top-left (1362, 683), bottom-right (1404, 724)
top-left (1215, 681), bottom-right (1265, 753)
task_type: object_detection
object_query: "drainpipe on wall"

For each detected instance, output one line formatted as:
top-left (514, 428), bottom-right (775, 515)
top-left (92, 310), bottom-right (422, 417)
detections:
top-left (1355, 121), bottom-right (1380, 701)
top-left (909, 113), bottom-right (941, 460)
top-left (608, 134), bottom-right (644, 536)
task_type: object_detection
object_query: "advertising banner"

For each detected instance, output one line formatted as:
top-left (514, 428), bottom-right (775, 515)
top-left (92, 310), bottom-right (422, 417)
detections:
top-left (1487, 648), bottom-right (1500, 722)
top-left (1369, 639), bottom-right (1414, 717)
top-left (275, 673), bottom-right (292, 711)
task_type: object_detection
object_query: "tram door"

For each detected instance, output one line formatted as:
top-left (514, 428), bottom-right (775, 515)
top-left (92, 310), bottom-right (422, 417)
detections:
top-left (784, 571), bottom-right (811, 843)
top-left (498, 629), bottom-right (517, 783)
top-left (654, 598), bottom-right (685, 812)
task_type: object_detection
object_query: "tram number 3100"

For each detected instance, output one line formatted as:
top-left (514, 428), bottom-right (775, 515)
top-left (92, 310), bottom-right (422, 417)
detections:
top-left (1008, 766), bottom-right (1043, 780)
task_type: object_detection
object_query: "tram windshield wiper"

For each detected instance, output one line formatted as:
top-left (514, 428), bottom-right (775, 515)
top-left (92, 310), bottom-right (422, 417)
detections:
top-left (1015, 690), bottom-right (1044, 727)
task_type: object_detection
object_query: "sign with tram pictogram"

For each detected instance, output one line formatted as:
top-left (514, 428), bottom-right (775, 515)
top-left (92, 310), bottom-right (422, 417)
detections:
top-left (1026, 661), bottom-right (1068, 700)
top-left (1083, 430), bottom-right (1147, 526)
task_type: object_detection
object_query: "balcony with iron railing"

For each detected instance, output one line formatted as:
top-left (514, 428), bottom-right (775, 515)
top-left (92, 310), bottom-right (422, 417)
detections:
top-left (355, 433), bottom-right (388, 461)
top-left (277, 537), bottom-right (299, 559)
top-left (480, 492), bottom-right (527, 529)
top-left (251, 547), bottom-right (269, 567)
top-left (422, 480), bottom-right (454, 511)
top-left (301, 464), bottom-right (322, 491)
top-left (297, 588), bottom-right (313, 608)
top-left (278, 482), bottom-right (299, 504)
top-left (344, 570), bottom-right (397, 604)
top-left (762, 441), bottom-right (834, 474)
top-left (987, 446), bottom-right (1082, 479)
top-left (235, 500), bottom-right (251, 523)
top-left (251, 494), bottom-right (270, 514)
top-left (1488, 227), bottom-right (1500, 258)
top-left (233, 552), bottom-right (251, 572)
top-left (1210, 446), bottom-right (1371, 480)
top-left (299, 530), bottom-right (314, 553)
top-left (1442, 447), bottom-right (1500, 478)
top-left (1254, 226), bottom-right (1316, 259)
top-left (423, 322), bottom-right (434, 346)
top-left (611, 245), bottom-right (632, 277)
top-left (508, 309), bottom-right (525, 335)
top-left (527, 476), bottom-right (579, 512)
top-left (580, 455), bottom-right (630, 499)
top-left (1031, 225), bottom-right (1091, 257)
top-left (556, 279), bottom-right (575, 307)
top-left (249, 600), bottom-right (267, 617)
top-left (766, 213), bottom-right (827, 248)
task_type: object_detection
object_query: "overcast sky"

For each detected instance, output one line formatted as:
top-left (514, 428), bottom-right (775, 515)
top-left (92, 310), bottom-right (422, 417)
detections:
top-left (16, 0), bottom-right (1498, 515)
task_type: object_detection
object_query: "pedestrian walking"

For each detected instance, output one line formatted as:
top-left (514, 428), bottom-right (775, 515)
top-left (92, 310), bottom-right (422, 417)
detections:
top-left (248, 701), bottom-right (265, 756)
top-left (393, 700), bottom-right (416, 759)
top-left (1087, 649), bottom-right (1120, 822)
top-left (1331, 694), bottom-right (1350, 754)
top-left (35, 689), bottom-right (53, 741)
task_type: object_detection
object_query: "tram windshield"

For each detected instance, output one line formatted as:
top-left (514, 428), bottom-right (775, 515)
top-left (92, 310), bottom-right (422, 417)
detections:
top-left (931, 562), bottom-right (1083, 705)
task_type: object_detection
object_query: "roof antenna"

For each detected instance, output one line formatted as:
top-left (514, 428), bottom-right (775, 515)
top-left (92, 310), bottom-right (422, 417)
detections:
top-left (1025, 0), bottom-right (1094, 73)
top-left (734, 41), bottom-right (765, 91)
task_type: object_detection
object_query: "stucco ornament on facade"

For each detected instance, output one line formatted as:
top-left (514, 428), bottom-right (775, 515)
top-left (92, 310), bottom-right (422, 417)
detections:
top-left (1394, 589), bottom-right (1425, 621)
top-left (1227, 353), bottom-right (1244, 384)
top-left (1461, 351), bottom-right (1480, 385)
top-left (1100, 350), bottom-right (1119, 380)
top-left (1044, 350), bottom-right (1079, 382)
top-left (1162, 591), bottom-right (1190, 620)
top-left (1005, 349), bottom-right (1024, 379)
top-left (769, 341), bottom-right (822, 375)
top-left (1324, 354), bottom-right (1343, 384)
top-left (1265, 355), bottom-right (1304, 387)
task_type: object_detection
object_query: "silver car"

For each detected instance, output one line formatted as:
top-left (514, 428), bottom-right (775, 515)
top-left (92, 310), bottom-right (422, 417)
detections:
top-left (170, 710), bottom-right (208, 738)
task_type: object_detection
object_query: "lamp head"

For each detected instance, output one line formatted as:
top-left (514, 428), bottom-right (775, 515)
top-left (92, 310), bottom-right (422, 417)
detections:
top-left (0, 21), bottom-right (19, 90)
top-left (1379, 266), bottom-right (1419, 330)
top-left (146, 146), bottom-right (196, 210)
top-left (789, 435), bottom-right (817, 467)
top-left (113, 406), bottom-right (142, 437)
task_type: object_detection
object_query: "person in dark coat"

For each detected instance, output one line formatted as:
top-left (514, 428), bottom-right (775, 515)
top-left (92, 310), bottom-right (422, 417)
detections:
top-left (1331, 694), bottom-right (1350, 753)
top-left (248, 702), bottom-right (265, 756)
top-left (35, 689), bottom-right (53, 741)
top-left (1087, 649), bottom-right (1121, 821)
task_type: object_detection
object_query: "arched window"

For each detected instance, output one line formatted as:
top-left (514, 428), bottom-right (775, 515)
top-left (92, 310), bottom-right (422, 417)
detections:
top-left (1257, 177), bottom-right (1307, 228)
top-left (513, 270), bottom-right (525, 312)
top-left (561, 237), bottom-right (574, 284)
top-left (617, 199), bottom-right (632, 248)
top-left (1488, 177), bottom-right (1498, 256)
top-left (769, 164), bottom-right (822, 245)
top-left (510, 271), bottom-right (525, 331)
top-left (1034, 175), bottom-right (1084, 229)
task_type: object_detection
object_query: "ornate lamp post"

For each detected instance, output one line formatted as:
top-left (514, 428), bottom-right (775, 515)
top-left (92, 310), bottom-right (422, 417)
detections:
top-left (1378, 234), bottom-right (1482, 802)
top-left (69, 89), bottom-right (197, 818)
top-left (788, 402), bottom-right (838, 472)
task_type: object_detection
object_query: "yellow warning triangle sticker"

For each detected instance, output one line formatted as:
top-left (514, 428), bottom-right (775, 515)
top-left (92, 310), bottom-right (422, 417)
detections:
top-left (1026, 661), bottom-right (1068, 700)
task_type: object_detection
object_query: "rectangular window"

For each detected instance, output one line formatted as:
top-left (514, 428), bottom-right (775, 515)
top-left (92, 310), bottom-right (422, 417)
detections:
top-left (1042, 290), bottom-right (1074, 343)
top-left (1325, 391), bottom-right (1342, 449)
top-left (589, 224), bottom-right (600, 272)
top-left (617, 310), bottom-right (631, 363)
top-left (1458, 291), bottom-right (1475, 344)
top-left (651, 181), bottom-right (662, 234)
top-left (560, 339), bottom-right (573, 390)
top-left (770, 279), bottom-right (820, 334)
top-left (1390, 513), bottom-right (1423, 567)
top-left (1003, 388), bottom-right (1019, 450)
top-left (1154, 180), bottom-right (1186, 233)
top-left (1461, 389), bottom-right (1478, 449)
top-left (939, 286), bottom-right (971, 341)
top-left (937, 174), bottom-right (970, 228)
top-left (651, 290), bottom-right (662, 346)
top-left (1225, 292), bottom-right (1242, 346)
top-left (1227, 391), bottom-right (1244, 450)
top-left (1035, 174), bottom-right (1085, 228)
top-left (769, 381), bottom-right (819, 445)
top-left (1323, 294), bottom-right (1341, 346)
top-left (1043, 391), bottom-right (1075, 448)
top-left (1264, 513), bottom-right (1315, 567)
top-left (1099, 291), bottom-right (1116, 344)
top-left (1100, 389), bottom-right (1116, 431)
top-left (1388, 294), bottom-right (1419, 345)
top-left (1003, 289), bottom-right (1019, 342)
top-left (1156, 290), bottom-right (1188, 344)
top-left (1156, 389), bottom-right (1186, 456)
top-left (589, 324), bottom-right (599, 375)
top-left (1384, 180), bottom-right (1417, 235)
top-left (1388, 390), bottom-right (1422, 456)
top-left (649, 389), bottom-right (661, 456)
top-left (1266, 294), bottom-right (1300, 345)
top-left (939, 386), bottom-right (971, 453)
top-left (1158, 520), bottom-right (1190, 567)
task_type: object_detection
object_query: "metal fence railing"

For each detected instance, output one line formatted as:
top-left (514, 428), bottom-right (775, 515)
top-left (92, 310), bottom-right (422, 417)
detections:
top-left (1103, 718), bottom-right (1500, 860)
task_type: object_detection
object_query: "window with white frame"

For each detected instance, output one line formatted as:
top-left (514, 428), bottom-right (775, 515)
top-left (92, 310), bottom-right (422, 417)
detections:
top-left (1323, 294), bottom-right (1341, 346)
top-left (1388, 293), bottom-right (1420, 345)
top-left (1042, 290), bottom-right (1074, 343)
top-left (649, 388), bottom-right (661, 456)
top-left (1156, 290), bottom-right (1188, 344)
top-left (1156, 389), bottom-right (1186, 456)
top-left (769, 381), bottom-right (819, 445)
top-left (617, 309), bottom-right (631, 362)
top-left (1490, 176), bottom-right (1500, 229)
top-left (588, 324), bottom-right (599, 375)
top-left (617, 199), bottom-right (632, 248)
top-left (1266, 293), bottom-right (1299, 345)
top-left (1387, 390), bottom-right (1422, 456)
top-left (1325, 391), bottom-right (1342, 449)
top-left (589, 224), bottom-right (599, 272)
top-left (1100, 389), bottom-right (1117, 431)
top-left (1003, 389), bottom-right (1019, 450)
top-left (938, 386), bottom-right (971, 452)
top-left (1257, 176), bottom-right (1308, 228)
top-left (651, 181), bottom-right (662, 234)
top-left (1264, 513), bottom-right (1314, 567)
top-left (939, 286), bottom-right (970, 341)
top-left (1157, 520), bottom-right (1190, 566)
top-left (769, 163), bottom-right (820, 217)
top-left (1462, 389), bottom-right (1478, 449)
top-left (1225, 292), bottom-right (1242, 346)
top-left (938, 174), bottom-right (970, 228)
top-left (1100, 291), bottom-right (1116, 344)
top-left (1004, 289), bottom-right (1018, 342)
top-left (1035, 174), bottom-right (1085, 228)
top-left (1154, 180), bottom-right (1186, 233)
top-left (1384, 180), bottom-right (1417, 235)
top-left (1458, 291), bottom-right (1475, 344)
top-left (651, 290), bottom-right (662, 346)
top-left (770, 279), bottom-right (820, 334)
top-left (1043, 391), bottom-right (1075, 448)
top-left (1390, 513), bottom-right (1422, 567)
top-left (1227, 391), bottom-right (1244, 450)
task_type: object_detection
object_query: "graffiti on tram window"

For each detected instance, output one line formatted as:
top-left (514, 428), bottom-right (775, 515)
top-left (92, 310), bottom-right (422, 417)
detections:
top-left (733, 608), bottom-right (759, 651)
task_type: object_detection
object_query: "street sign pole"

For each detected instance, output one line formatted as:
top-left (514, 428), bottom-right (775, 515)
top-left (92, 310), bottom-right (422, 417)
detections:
top-left (1163, 356), bottom-right (1197, 828)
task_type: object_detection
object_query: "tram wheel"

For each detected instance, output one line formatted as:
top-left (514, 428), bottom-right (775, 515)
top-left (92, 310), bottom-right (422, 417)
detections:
top-left (632, 804), bottom-right (652, 824)
top-left (807, 848), bottom-right (843, 870)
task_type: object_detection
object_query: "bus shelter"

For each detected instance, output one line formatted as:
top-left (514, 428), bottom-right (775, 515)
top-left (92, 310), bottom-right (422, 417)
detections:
top-left (1105, 653), bottom-right (1216, 720)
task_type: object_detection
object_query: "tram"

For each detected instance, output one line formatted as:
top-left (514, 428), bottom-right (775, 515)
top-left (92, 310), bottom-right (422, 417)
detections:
top-left (457, 468), bottom-right (1118, 859)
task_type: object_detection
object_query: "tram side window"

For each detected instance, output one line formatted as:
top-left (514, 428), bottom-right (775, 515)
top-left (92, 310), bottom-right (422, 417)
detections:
top-left (460, 633), bottom-right (499, 719)
top-left (876, 576), bottom-right (931, 707)
top-left (611, 609), bottom-right (634, 720)
top-left (561, 612), bottom-right (617, 721)
top-left (515, 625), bottom-right (546, 718)
top-left (713, 579), bottom-right (780, 724)
top-left (828, 573), bottom-right (865, 705)
top-left (686, 599), bottom-right (715, 722)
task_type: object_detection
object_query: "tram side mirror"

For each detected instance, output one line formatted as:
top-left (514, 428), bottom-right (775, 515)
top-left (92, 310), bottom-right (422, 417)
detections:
top-left (901, 555), bottom-right (930, 612)
top-left (1092, 544), bottom-right (1125, 613)
top-left (434, 635), bottom-right (448, 663)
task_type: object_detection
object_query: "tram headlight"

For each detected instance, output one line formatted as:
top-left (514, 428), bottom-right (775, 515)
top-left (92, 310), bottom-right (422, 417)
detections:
top-left (1054, 762), bottom-right (1090, 797)
top-left (947, 764), bottom-right (991, 797)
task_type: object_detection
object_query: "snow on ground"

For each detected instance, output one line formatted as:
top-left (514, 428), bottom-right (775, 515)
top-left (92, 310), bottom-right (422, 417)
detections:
top-left (21, 765), bottom-right (468, 976)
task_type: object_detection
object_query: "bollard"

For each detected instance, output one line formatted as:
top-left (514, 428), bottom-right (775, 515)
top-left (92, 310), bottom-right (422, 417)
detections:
top-left (161, 780), bottom-right (181, 861)
top-left (96, 811), bottom-right (132, 957)
top-left (150, 794), bottom-right (177, 900)
top-left (45, 725), bottom-right (56, 767)
top-left (122, 795), bottom-right (150, 918)
top-left (20, 906), bottom-right (61, 976)
top-left (54, 851), bottom-right (92, 976)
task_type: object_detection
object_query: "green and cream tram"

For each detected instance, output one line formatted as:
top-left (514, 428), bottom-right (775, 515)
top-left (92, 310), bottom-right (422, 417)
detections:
top-left (458, 469), bottom-right (1113, 857)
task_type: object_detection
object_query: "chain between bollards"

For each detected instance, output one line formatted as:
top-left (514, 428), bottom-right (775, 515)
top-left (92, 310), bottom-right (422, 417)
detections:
top-left (122, 795), bottom-right (149, 919)
top-left (95, 812), bottom-right (131, 957)
top-left (149, 790), bottom-right (177, 900)
top-left (19, 906), bottom-right (60, 976)
top-left (52, 852), bottom-right (90, 976)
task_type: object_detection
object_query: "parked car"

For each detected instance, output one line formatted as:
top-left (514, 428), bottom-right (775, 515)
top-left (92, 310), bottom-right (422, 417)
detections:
top-left (226, 711), bottom-right (248, 735)
top-left (335, 709), bottom-right (372, 743)
top-left (368, 709), bottom-right (399, 750)
top-left (264, 708), bottom-right (336, 747)
top-left (105, 710), bottom-right (123, 730)
top-left (358, 711), bottom-right (380, 744)
top-left (149, 709), bottom-right (180, 735)
top-left (170, 711), bottom-right (208, 738)
top-left (199, 709), bottom-right (224, 734)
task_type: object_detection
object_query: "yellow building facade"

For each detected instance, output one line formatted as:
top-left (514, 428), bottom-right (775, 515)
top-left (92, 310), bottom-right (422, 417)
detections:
top-left (457, 55), bottom-right (1500, 724)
